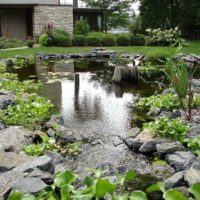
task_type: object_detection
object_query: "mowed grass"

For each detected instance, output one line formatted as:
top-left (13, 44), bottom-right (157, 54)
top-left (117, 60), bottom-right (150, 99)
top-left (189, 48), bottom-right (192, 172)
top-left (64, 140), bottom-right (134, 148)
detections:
top-left (0, 40), bottom-right (200, 59)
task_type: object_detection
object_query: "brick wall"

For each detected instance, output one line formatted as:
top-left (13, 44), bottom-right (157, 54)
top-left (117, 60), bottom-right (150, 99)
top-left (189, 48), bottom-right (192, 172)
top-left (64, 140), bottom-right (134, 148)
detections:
top-left (33, 5), bottom-right (73, 37)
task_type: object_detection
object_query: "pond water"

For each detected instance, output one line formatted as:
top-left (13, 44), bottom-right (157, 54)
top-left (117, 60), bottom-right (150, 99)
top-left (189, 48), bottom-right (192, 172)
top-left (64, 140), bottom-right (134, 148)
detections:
top-left (10, 59), bottom-right (175, 183)
top-left (11, 59), bottom-right (157, 137)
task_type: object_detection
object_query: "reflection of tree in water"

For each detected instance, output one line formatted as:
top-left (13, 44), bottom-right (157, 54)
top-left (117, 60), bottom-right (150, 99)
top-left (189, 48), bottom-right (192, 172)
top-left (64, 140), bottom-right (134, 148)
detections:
top-left (73, 73), bottom-right (103, 122)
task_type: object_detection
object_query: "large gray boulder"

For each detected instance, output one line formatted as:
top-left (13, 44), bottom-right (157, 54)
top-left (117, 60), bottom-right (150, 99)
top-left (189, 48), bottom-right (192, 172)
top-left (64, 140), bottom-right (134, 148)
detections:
top-left (0, 171), bottom-right (25, 199)
top-left (122, 127), bottom-right (140, 140)
top-left (166, 151), bottom-right (196, 171)
top-left (184, 168), bottom-right (200, 186)
top-left (0, 127), bottom-right (32, 152)
top-left (0, 152), bottom-right (32, 173)
top-left (12, 178), bottom-right (47, 195)
top-left (156, 142), bottom-right (185, 155)
top-left (13, 155), bottom-right (53, 173)
top-left (125, 138), bottom-right (143, 150)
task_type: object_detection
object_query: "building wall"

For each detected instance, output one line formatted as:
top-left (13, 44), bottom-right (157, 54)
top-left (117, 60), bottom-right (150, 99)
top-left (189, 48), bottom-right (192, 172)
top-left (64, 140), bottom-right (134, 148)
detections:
top-left (33, 5), bottom-right (73, 37)
top-left (0, 9), bottom-right (27, 40)
top-left (0, 0), bottom-right (59, 5)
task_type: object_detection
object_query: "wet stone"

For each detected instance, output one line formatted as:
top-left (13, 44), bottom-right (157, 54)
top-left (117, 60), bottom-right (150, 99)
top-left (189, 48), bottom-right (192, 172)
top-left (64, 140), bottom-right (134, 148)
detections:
top-left (166, 151), bottom-right (196, 171)
top-left (122, 127), bottom-right (140, 140)
top-left (184, 168), bottom-right (200, 186)
top-left (125, 138), bottom-right (143, 150)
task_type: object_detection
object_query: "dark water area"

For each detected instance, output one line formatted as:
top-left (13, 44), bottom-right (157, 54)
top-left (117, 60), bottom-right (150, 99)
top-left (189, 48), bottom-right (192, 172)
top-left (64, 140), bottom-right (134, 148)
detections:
top-left (11, 59), bottom-right (157, 136)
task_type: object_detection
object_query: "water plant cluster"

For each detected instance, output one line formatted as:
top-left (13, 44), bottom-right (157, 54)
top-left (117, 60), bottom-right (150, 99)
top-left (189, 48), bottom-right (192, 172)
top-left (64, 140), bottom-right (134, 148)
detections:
top-left (8, 170), bottom-right (200, 200)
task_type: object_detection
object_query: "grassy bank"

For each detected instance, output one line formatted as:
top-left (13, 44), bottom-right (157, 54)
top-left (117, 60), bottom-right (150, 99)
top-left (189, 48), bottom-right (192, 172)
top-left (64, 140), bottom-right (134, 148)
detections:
top-left (0, 41), bottom-right (200, 59)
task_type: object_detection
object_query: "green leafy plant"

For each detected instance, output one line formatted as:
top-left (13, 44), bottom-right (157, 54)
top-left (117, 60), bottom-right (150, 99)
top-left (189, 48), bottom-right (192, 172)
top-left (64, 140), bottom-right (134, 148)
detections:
top-left (0, 36), bottom-right (26, 49)
top-left (143, 116), bottom-right (189, 141)
top-left (102, 34), bottom-right (116, 46)
top-left (136, 93), bottom-right (180, 111)
top-left (52, 32), bottom-right (72, 47)
top-left (66, 142), bottom-right (82, 156)
top-left (24, 133), bottom-right (57, 156)
top-left (116, 34), bottom-right (131, 46)
top-left (1, 94), bottom-right (53, 128)
top-left (72, 35), bottom-right (86, 46)
top-left (85, 35), bottom-right (102, 46)
top-left (74, 20), bottom-right (90, 35)
top-left (130, 34), bottom-right (146, 46)
top-left (184, 136), bottom-right (200, 156)
top-left (167, 59), bottom-right (196, 121)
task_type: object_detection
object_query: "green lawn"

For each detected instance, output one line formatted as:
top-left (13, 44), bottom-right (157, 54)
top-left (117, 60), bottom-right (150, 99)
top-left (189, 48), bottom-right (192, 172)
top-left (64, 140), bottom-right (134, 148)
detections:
top-left (0, 40), bottom-right (200, 59)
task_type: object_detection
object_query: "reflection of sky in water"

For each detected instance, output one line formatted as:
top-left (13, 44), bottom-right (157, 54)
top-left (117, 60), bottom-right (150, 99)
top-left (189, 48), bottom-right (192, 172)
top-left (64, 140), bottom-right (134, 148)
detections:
top-left (61, 73), bottom-right (135, 136)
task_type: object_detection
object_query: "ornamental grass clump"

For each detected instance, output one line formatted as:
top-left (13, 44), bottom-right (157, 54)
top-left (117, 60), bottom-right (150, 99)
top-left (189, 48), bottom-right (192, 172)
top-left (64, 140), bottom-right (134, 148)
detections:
top-left (167, 59), bottom-right (196, 121)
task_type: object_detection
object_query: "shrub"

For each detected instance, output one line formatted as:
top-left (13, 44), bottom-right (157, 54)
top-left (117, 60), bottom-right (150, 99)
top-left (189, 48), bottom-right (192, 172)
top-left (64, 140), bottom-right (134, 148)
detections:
top-left (116, 34), bottom-right (131, 46)
top-left (130, 34), bottom-right (146, 46)
top-left (102, 34), bottom-right (116, 46)
top-left (85, 35), bottom-right (102, 46)
top-left (39, 33), bottom-right (53, 47)
top-left (0, 37), bottom-right (25, 49)
top-left (145, 27), bottom-right (187, 47)
top-left (52, 32), bottom-right (72, 47)
top-left (74, 20), bottom-right (90, 35)
top-left (52, 28), bottom-right (70, 37)
top-left (72, 35), bottom-right (86, 46)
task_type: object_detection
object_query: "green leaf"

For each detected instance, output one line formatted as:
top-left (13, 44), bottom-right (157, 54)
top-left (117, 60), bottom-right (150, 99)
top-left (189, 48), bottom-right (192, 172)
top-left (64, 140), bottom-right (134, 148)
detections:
top-left (8, 192), bottom-right (23, 200)
top-left (96, 179), bottom-right (116, 199)
top-left (40, 133), bottom-right (49, 143)
top-left (125, 170), bottom-right (137, 181)
top-left (72, 194), bottom-right (93, 200)
top-left (114, 193), bottom-right (129, 200)
top-left (163, 189), bottom-right (187, 200)
top-left (146, 182), bottom-right (165, 193)
top-left (54, 171), bottom-right (77, 188)
top-left (188, 183), bottom-right (200, 200)
top-left (130, 191), bottom-right (148, 200)
top-left (61, 184), bottom-right (74, 200)
top-left (22, 194), bottom-right (36, 200)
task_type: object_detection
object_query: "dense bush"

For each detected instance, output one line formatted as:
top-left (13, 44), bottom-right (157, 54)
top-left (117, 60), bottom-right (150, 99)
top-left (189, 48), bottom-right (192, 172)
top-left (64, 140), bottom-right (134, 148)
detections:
top-left (130, 34), bottom-right (146, 46)
top-left (145, 27), bottom-right (186, 46)
top-left (0, 37), bottom-right (26, 49)
top-left (102, 34), bottom-right (116, 46)
top-left (72, 35), bottom-right (86, 46)
top-left (85, 35), bottom-right (102, 46)
top-left (52, 32), bottom-right (72, 47)
top-left (52, 28), bottom-right (70, 37)
top-left (39, 33), bottom-right (53, 47)
top-left (74, 20), bottom-right (90, 35)
top-left (116, 34), bottom-right (131, 46)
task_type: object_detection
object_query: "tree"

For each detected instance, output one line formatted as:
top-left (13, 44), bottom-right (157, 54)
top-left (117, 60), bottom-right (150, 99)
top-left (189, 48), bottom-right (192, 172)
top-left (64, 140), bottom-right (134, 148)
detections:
top-left (82, 0), bottom-right (135, 33)
top-left (139, 0), bottom-right (200, 39)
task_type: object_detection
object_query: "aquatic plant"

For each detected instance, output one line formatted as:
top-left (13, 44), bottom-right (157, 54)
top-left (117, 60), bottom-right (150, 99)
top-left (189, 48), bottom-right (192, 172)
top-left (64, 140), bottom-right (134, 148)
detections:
top-left (8, 170), bottom-right (200, 200)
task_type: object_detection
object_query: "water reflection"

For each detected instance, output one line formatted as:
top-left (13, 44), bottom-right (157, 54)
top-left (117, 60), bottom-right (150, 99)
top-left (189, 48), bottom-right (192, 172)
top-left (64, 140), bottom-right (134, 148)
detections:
top-left (12, 59), bottom-right (156, 136)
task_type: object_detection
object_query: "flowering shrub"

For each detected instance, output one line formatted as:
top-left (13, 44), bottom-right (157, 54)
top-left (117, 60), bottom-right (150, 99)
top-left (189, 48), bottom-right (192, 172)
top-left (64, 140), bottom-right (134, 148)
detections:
top-left (145, 27), bottom-right (186, 47)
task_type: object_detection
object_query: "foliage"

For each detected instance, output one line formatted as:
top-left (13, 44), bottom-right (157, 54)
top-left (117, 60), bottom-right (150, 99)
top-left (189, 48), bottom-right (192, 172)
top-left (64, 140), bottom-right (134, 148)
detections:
top-left (0, 36), bottom-right (25, 49)
top-left (152, 157), bottom-right (168, 166)
top-left (143, 116), bottom-right (189, 141)
top-left (66, 142), bottom-right (82, 156)
top-left (52, 32), bottom-right (72, 47)
top-left (85, 35), bottom-right (102, 46)
top-left (139, 0), bottom-right (200, 39)
top-left (116, 34), bottom-right (131, 46)
top-left (26, 37), bottom-right (34, 48)
top-left (136, 93), bottom-right (180, 111)
top-left (167, 59), bottom-right (195, 120)
top-left (39, 33), bottom-right (52, 47)
top-left (130, 34), bottom-right (146, 46)
top-left (82, 0), bottom-right (133, 33)
top-left (145, 27), bottom-right (186, 47)
top-left (184, 136), bottom-right (200, 156)
top-left (24, 133), bottom-right (57, 156)
top-left (138, 62), bottom-right (165, 77)
top-left (0, 80), bottom-right (41, 93)
top-left (108, 13), bottom-right (131, 29)
top-left (74, 20), bottom-right (90, 35)
top-left (12, 55), bottom-right (36, 67)
top-left (1, 94), bottom-right (53, 128)
top-left (102, 34), bottom-right (116, 46)
top-left (53, 28), bottom-right (70, 37)
top-left (8, 170), bottom-right (200, 200)
top-left (72, 35), bottom-right (86, 46)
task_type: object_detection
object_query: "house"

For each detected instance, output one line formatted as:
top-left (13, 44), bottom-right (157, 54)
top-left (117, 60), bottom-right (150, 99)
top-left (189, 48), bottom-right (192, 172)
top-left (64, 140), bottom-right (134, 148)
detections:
top-left (0, 0), bottom-right (103, 40)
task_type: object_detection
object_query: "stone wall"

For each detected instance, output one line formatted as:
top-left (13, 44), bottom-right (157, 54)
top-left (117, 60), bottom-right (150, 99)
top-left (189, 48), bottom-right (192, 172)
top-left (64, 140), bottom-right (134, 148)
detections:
top-left (33, 5), bottom-right (73, 38)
